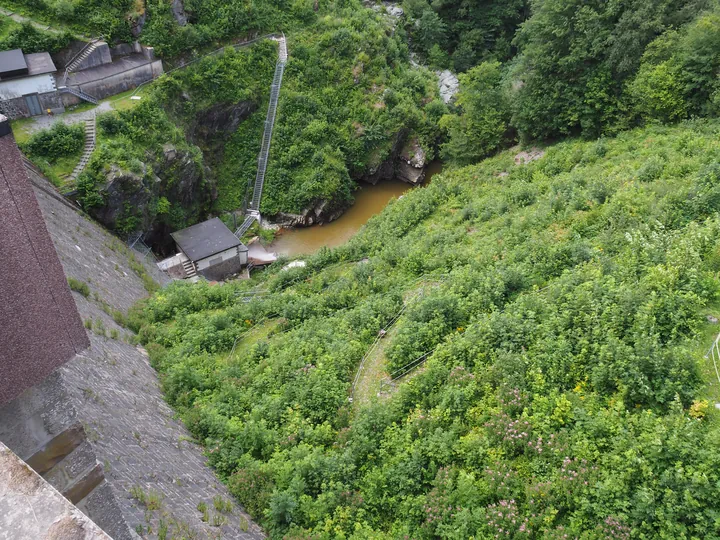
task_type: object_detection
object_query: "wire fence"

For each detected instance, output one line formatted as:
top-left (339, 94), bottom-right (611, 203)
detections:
top-left (705, 332), bottom-right (720, 386)
top-left (348, 271), bottom-right (451, 402)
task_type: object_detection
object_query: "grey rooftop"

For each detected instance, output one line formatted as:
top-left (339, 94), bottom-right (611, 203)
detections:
top-left (171, 217), bottom-right (247, 261)
top-left (24, 52), bottom-right (56, 76)
top-left (0, 49), bottom-right (28, 79)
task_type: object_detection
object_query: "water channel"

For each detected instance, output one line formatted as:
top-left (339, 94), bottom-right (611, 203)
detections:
top-left (269, 161), bottom-right (443, 257)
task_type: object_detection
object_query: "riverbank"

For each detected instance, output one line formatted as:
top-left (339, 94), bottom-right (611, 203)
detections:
top-left (269, 162), bottom-right (443, 257)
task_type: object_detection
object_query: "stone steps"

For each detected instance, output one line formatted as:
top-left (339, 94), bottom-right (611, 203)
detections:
top-left (65, 118), bottom-right (96, 182)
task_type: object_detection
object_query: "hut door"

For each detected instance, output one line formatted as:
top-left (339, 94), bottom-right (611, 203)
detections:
top-left (24, 94), bottom-right (42, 116)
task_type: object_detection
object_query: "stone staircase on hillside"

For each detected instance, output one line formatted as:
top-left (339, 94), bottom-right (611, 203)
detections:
top-left (66, 117), bottom-right (96, 183)
top-left (62, 40), bottom-right (100, 86)
top-left (58, 39), bottom-right (102, 105)
top-left (65, 42), bottom-right (98, 74)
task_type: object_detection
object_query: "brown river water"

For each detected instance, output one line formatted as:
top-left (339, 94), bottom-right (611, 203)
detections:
top-left (270, 161), bottom-right (443, 257)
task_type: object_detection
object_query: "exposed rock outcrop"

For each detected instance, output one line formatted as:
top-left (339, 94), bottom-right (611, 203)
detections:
top-left (397, 138), bottom-right (426, 184)
top-left (514, 147), bottom-right (545, 165)
top-left (271, 198), bottom-right (348, 227)
top-left (354, 130), bottom-right (427, 186)
top-left (172, 0), bottom-right (187, 26)
top-left (436, 69), bottom-right (459, 104)
top-left (190, 100), bottom-right (258, 143)
top-left (129, 1), bottom-right (147, 38)
top-left (367, 1), bottom-right (404, 24)
top-left (88, 147), bottom-right (213, 252)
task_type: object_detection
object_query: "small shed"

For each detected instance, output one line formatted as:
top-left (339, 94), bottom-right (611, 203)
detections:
top-left (0, 49), bottom-right (64, 117)
top-left (170, 218), bottom-right (248, 281)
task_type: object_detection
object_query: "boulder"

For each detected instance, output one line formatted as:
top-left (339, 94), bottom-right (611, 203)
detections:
top-left (396, 138), bottom-right (426, 185)
top-left (436, 69), bottom-right (459, 104)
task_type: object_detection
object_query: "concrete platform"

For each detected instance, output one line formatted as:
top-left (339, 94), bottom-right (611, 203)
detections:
top-left (58, 54), bottom-right (163, 103)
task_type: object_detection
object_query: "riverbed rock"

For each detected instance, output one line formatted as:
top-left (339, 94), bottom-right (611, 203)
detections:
top-left (437, 70), bottom-right (459, 104)
top-left (396, 138), bottom-right (426, 185)
top-left (271, 198), bottom-right (348, 227)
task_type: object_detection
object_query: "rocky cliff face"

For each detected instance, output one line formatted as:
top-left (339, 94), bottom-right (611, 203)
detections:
top-left (189, 100), bottom-right (258, 144)
top-left (354, 131), bottom-right (427, 186)
top-left (86, 100), bottom-right (257, 251)
top-left (268, 132), bottom-right (428, 228)
top-left (88, 146), bottom-right (213, 252)
top-left (396, 138), bottom-right (427, 184)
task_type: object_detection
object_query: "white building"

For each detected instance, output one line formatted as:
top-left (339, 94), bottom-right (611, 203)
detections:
top-left (159, 218), bottom-right (249, 281)
top-left (0, 49), bottom-right (64, 118)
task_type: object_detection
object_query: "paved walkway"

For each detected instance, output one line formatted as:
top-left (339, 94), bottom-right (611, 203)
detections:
top-left (22, 101), bottom-right (112, 133)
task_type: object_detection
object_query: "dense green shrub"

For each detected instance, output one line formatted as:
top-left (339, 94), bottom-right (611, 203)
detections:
top-left (439, 61), bottom-right (510, 164)
top-left (134, 121), bottom-right (720, 538)
top-left (23, 122), bottom-right (84, 159)
top-left (402, 0), bottom-right (528, 71)
top-left (67, 277), bottom-right (90, 297)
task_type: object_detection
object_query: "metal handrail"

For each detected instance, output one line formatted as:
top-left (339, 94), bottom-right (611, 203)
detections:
top-left (62, 36), bottom-right (103, 86)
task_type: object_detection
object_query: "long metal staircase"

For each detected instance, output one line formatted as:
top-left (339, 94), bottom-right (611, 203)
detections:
top-left (235, 34), bottom-right (287, 238)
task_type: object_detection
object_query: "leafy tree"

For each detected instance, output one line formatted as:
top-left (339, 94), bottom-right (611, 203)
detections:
top-left (512, 0), bottom-right (705, 139)
top-left (23, 122), bottom-right (84, 159)
top-left (629, 61), bottom-right (687, 122)
top-left (440, 61), bottom-right (510, 164)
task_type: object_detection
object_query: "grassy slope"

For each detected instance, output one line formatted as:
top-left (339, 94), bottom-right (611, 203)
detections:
top-left (134, 119), bottom-right (720, 538)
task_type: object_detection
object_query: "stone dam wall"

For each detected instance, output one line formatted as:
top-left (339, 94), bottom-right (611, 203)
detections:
top-left (0, 162), bottom-right (264, 539)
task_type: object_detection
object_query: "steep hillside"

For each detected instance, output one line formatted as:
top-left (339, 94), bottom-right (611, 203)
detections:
top-left (73, 8), bottom-right (442, 240)
top-left (133, 120), bottom-right (720, 538)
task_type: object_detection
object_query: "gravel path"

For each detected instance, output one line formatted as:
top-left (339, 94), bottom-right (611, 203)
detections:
top-left (23, 102), bottom-right (113, 133)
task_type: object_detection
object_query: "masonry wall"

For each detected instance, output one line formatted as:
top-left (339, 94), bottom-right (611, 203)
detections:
top-left (64, 60), bottom-right (163, 104)
top-left (72, 42), bottom-right (113, 72)
top-left (25, 160), bottom-right (265, 539)
top-left (1, 91), bottom-right (65, 118)
top-left (0, 372), bottom-right (133, 540)
top-left (0, 116), bottom-right (129, 538)
top-left (0, 442), bottom-right (111, 540)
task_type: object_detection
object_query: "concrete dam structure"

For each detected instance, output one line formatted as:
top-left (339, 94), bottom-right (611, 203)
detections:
top-left (0, 114), bottom-right (263, 539)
